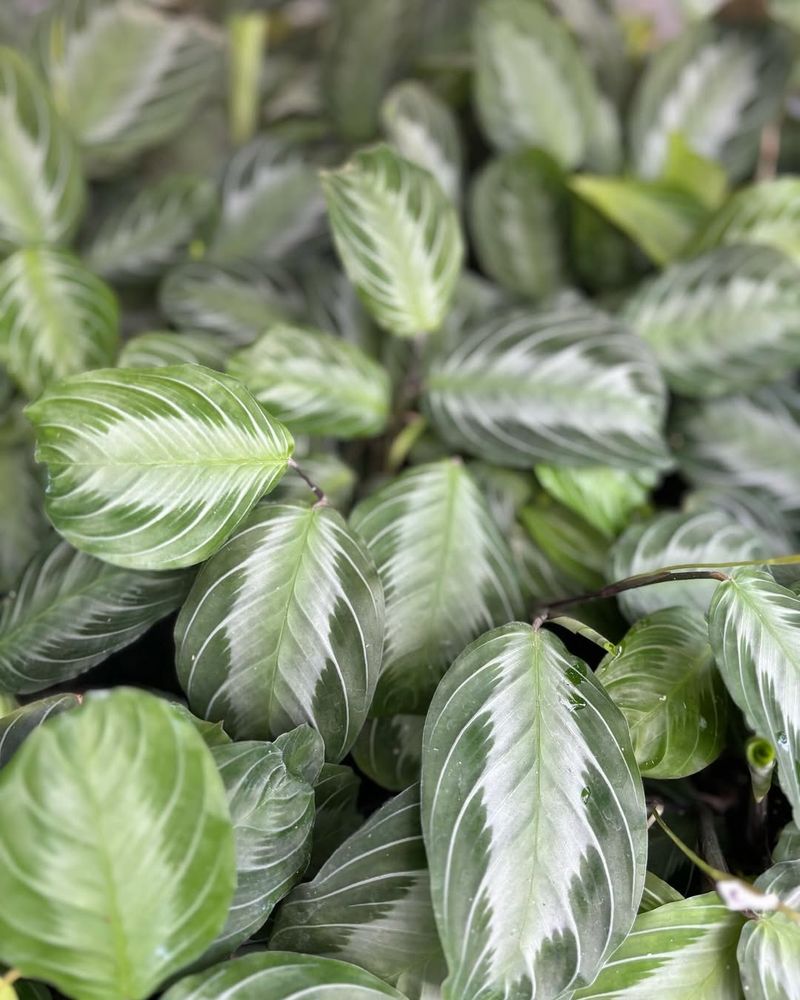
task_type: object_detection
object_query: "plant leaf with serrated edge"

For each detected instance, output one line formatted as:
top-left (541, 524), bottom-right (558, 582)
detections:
top-left (350, 460), bottom-right (522, 715)
top-left (535, 464), bottom-right (655, 539)
top-left (597, 607), bottom-right (727, 778)
top-left (424, 304), bottom-right (670, 470)
top-left (176, 502), bottom-right (384, 761)
top-left (737, 861), bottom-right (800, 1000)
top-left (26, 365), bottom-right (294, 570)
top-left (351, 714), bottom-right (424, 791)
top-left (0, 538), bottom-right (190, 694)
top-left (0, 694), bottom-right (79, 767)
top-left (0, 248), bottom-right (119, 400)
top-left (639, 871), bottom-right (684, 913)
top-left (309, 763), bottom-right (363, 877)
top-left (321, 145), bottom-right (464, 337)
top-left (422, 624), bottom-right (646, 1000)
top-left (0, 688), bottom-right (235, 1000)
top-left (117, 330), bottom-right (232, 371)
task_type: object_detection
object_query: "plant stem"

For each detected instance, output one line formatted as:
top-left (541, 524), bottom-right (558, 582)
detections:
top-left (1, 970), bottom-right (20, 987)
top-left (228, 12), bottom-right (269, 145)
top-left (288, 459), bottom-right (327, 506)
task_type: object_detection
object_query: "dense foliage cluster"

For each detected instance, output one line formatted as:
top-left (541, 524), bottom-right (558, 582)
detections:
top-left (2, 0), bottom-right (800, 997)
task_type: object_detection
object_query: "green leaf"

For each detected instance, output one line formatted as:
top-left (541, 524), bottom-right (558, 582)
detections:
top-left (570, 175), bottom-right (706, 265)
top-left (611, 509), bottom-right (767, 620)
top-left (0, 431), bottom-right (46, 592)
top-left (683, 486), bottom-right (795, 557)
top-left (321, 145), bottom-right (464, 337)
top-left (422, 624), bottom-right (646, 999)
top-left (0, 47), bottom-right (85, 247)
top-left (176, 502), bottom-right (384, 760)
top-left (0, 538), bottom-right (190, 694)
top-left (468, 150), bottom-right (565, 301)
top-left (624, 245), bottom-right (800, 398)
top-left (200, 729), bottom-right (323, 964)
top-left (167, 703), bottom-right (231, 750)
top-left (350, 460), bottom-right (523, 715)
top-left (227, 324), bottom-right (391, 439)
top-left (628, 21), bottom-right (790, 181)
top-left (117, 330), bottom-right (232, 371)
top-left (0, 248), bottom-right (119, 399)
top-left (424, 304), bottom-right (670, 470)
top-left (520, 495), bottom-right (609, 592)
top-left (639, 871), bottom-right (684, 913)
top-left (0, 694), bottom-right (79, 767)
top-left (83, 175), bottom-right (215, 282)
top-left (597, 607), bottom-right (727, 778)
top-left (473, 0), bottom-right (599, 167)
top-left (351, 715), bottom-right (424, 792)
top-left (661, 133), bottom-right (728, 210)
top-left (309, 763), bottom-right (363, 876)
top-left (27, 364), bottom-right (294, 570)
top-left (535, 464), bottom-right (655, 538)
top-left (164, 952), bottom-right (408, 1000)
top-left (709, 568), bottom-right (800, 826)
top-left (572, 893), bottom-right (745, 998)
top-left (381, 81), bottom-right (463, 203)
top-left (738, 861), bottom-right (800, 999)
top-left (774, 821), bottom-right (800, 863)
top-left (271, 785), bottom-right (441, 986)
top-left (0, 688), bottom-right (235, 1000)
top-left (40, 1), bottom-right (220, 175)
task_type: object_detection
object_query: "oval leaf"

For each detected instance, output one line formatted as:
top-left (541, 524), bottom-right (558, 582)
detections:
top-left (0, 694), bottom-right (79, 768)
top-left (117, 330), bottom-right (232, 371)
top-left (535, 464), bottom-right (655, 539)
top-left (738, 861), bottom-right (800, 1000)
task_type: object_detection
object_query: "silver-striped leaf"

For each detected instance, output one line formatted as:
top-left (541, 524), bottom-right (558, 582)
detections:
top-left (270, 785), bottom-right (441, 987)
top-left (117, 330), bottom-right (232, 371)
top-left (423, 305), bottom-right (670, 470)
top-left (597, 607), bottom-right (727, 778)
top-left (175, 502), bottom-right (384, 761)
top-left (534, 464), bottom-right (655, 539)
top-left (692, 178), bottom-right (800, 263)
top-left (773, 822), bottom-right (800, 863)
top-left (0, 47), bottom-right (84, 247)
top-left (321, 145), bottom-right (464, 337)
top-left (164, 952), bottom-right (408, 1000)
top-left (309, 763), bottom-right (363, 876)
top-left (350, 460), bottom-right (523, 715)
top-left (0, 248), bottom-right (119, 400)
top-left (639, 871), bottom-right (684, 913)
top-left (0, 538), bottom-right (190, 694)
top-left (709, 568), bottom-right (800, 825)
top-left (683, 486), bottom-right (795, 558)
top-left (422, 624), bottom-right (647, 1000)
top-left (26, 364), bottom-right (294, 570)
top-left (227, 324), bottom-right (391, 439)
top-left (0, 688), bottom-right (235, 1000)
top-left (624, 245), bottom-right (800, 398)
top-left (573, 893), bottom-right (745, 998)
top-left (352, 714), bottom-right (424, 792)
top-left (738, 861), bottom-right (800, 1000)
top-left (0, 694), bottom-right (80, 768)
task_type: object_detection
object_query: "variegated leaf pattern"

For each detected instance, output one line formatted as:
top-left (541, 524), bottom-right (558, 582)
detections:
top-left (164, 952), bottom-right (408, 1000)
top-left (629, 21), bottom-right (790, 181)
top-left (270, 785), bottom-right (441, 987)
top-left (309, 763), bottom-right (363, 876)
top-left (424, 305), bottom-right (670, 470)
top-left (683, 486), bottom-right (795, 557)
top-left (39, 0), bottom-right (220, 174)
top-left (227, 324), bottom-right (391, 439)
top-left (0, 689), bottom-right (235, 1000)
top-left (572, 893), bottom-right (745, 998)
top-left (352, 714), bottom-right (424, 792)
top-left (0, 538), bottom-right (190, 693)
top-left (738, 861), bottom-right (800, 1000)
top-left (624, 245), bottom-right (800, 398)
top-left (117, 330), bottom-right (232, 371)
top-left (639, 872), bottom-right (684, 913)
top-left (692, 178), bottom-right (800, 263)
top-left (83, 175), bottom-right (215, 282)
top-left (422, 624), bottom-right (647, 1000)
top-left (0, 248), bottom-right (118, 400)
top-left (176, 502), bottom-right (384, 761)
top-left (468, 151), bottom-right (565, 301)
top-left (597, 607), bottom-right (727, 778)
top-left (534, 464), bottom-right (655, 540)
top-left (0, 694), bottom-right (79, 768)
top-left (473, 0), bottom-right (599, 167)
top-left (709, 568), bottom-right (800, 825)
top-left (381, 81), bottom-right (463, 203)
top-left (0, 47), bottom-right (84, 247)
top-left (773, 821), bottom-right (800, 863)
top-left (200, 728), bottom-right (323, 964)
top-left (321, 145), bottom-right (464, 337)
top-left (26, 365), bottom-right (294, 570)
top-left (350, 460), bottom-right (523, 715)
top-left (611, 509), bottom-right (768, 621)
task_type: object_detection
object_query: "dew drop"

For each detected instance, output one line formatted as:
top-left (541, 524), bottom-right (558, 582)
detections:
top-left (778, 731), bottom-right (789, 746)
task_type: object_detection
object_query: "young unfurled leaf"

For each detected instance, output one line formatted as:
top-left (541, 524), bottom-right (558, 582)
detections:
top-left (709, 568), bottom-right (800, 825)
top-left (424, 304), bottom-right (670, 470)
top-left (624, 245), bottom-right (800, 398)
top-left (473, 0), bottom-right (599, 167)
top-left (0, 47), bottom-right (84, 247)
top-left (350, 460), bottom-right (522, 715)
top-left (422, 624), bottom-right (646, 1000)
top-left (535, 464), bottom-right (655, 538)
top-left (309, 763), bottom-right (363, 876)
top-left (26, 365), bottom-right (294, 570)
top-left (352, 714), bottom-right (424, 791)
top-left (0, 689), bottom-right (235, 1000)
top-left (597, 607), bottom-right (727, 778)
top-left (117, 330), bottom-right (232, 371)
top-left (176, 502), bottom-right (384, 761)
top-left (0, 694), bottom-right (80, 768)
top-left (271, 785), bottom-right (441, 987)
top-left (0, 248), bottom-right (118, 399)
top-left (227, 324), bottom-right (392, 439)
top-left (321, 145), bottom-right (464, 336)
top-left (737, 861), bottom-right (800, 999)
top-left (0, 539), bottom-right (190, 694)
